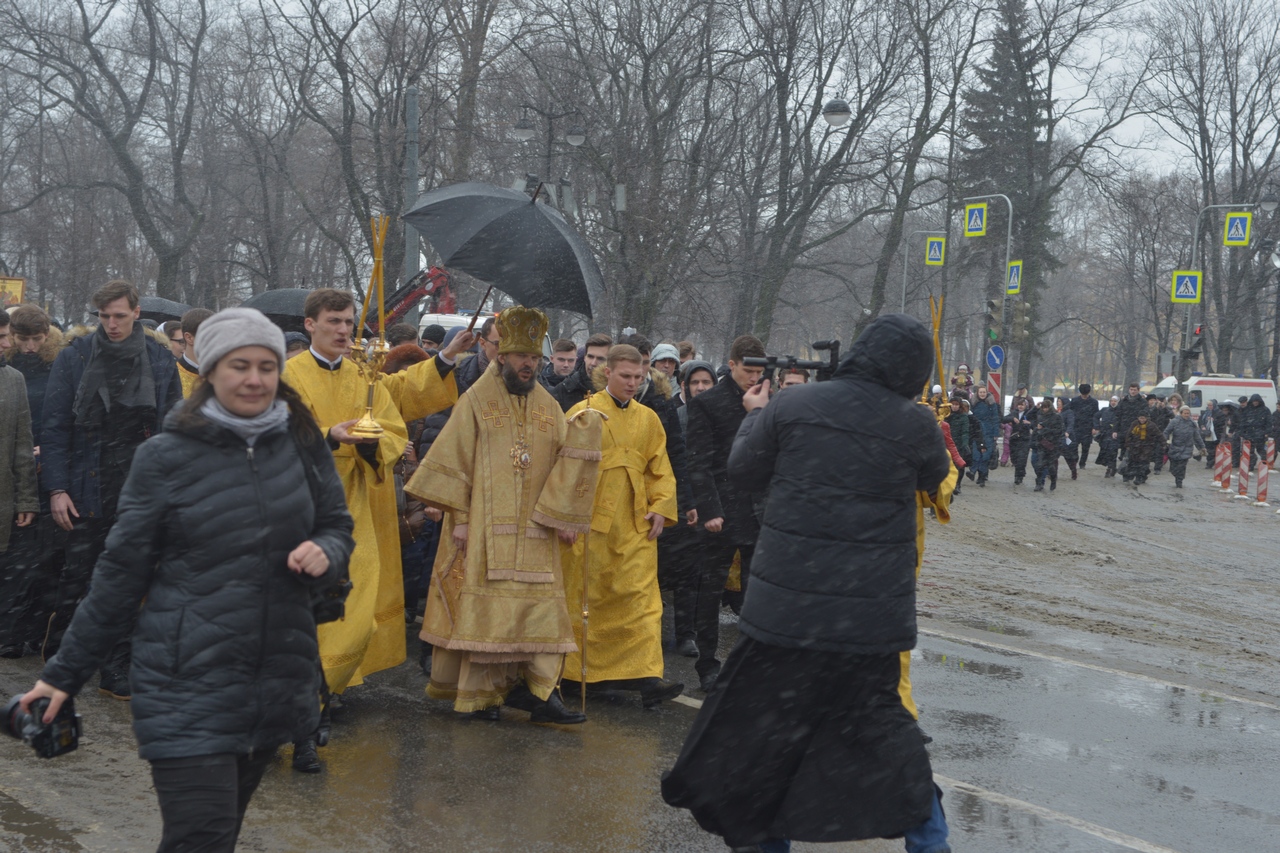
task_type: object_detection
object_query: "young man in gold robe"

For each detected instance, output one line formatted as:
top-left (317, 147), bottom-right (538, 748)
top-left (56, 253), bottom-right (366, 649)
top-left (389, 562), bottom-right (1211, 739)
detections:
top-left (561, 344), bottom-right (684, 708)
top-left (407, 307), bottom-right (599, 723)
top-left (284, 289), bottom-right (462, 697)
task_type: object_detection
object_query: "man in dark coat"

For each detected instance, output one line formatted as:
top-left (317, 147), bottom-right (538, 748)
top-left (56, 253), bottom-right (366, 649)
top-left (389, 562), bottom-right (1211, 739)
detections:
top-left (1068, 383), bottom-right (1100, 467)
top-left (1112, 382), bottom-right (1147, 466)
top-left (684, 333), bottom-right (766, 691)
top-left (1032, 397), bottom-right (1064, 491)
top-left (1146, 395), bottom-right (1171, 473)
top-left (41, 280), bottom-right (182, 697)
top-left (550, 333), bottom-right (611, 412)
top-left (1239, 393), bottom-right (1272, 468)
top-left (1094, 397), bottom-right (1121, 476)
top-left (662, 313), bottom-right (952, 853)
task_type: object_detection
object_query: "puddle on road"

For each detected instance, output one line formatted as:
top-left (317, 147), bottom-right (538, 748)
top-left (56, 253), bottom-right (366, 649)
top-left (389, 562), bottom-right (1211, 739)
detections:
top-left (935, 616), bottom-right (1035, 638)
top-left (0, 790), bottom-right (82, 851)
top-left (919, 649), bottom-right (1024, 682)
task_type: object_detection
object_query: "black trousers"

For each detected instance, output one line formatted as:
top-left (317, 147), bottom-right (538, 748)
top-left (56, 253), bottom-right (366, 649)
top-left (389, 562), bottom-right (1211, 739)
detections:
top-left (657, 522), bottom-right (699, 643)
top-left (1009, 441), bottom-right (1031, 482)
top-left (48, 517), bottom-right (133, 676)
top-left (693, 536), bottom-right (753, 678)
top-left (0, 519), bottom-right (61, 649)
top-left (1077, 434), bottom-right (1093, 465)
top-left (1169, 457), bottom-right (1189, 482)
top-left (1097, 438), bottom-right (1119, 471)
top-left (151, 752), bottom-right (273, 853)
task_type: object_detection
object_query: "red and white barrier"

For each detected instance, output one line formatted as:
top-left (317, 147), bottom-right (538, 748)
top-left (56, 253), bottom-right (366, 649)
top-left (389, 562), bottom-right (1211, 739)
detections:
top-left (1234, 441), bottom-right (1252, 499)
top-left (1213, 440), bottom-right (1230, 489)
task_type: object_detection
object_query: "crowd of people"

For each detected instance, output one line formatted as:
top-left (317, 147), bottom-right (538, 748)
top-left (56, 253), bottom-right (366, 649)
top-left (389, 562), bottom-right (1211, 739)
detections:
top-left (12, 281), bottom-right (1275, 852)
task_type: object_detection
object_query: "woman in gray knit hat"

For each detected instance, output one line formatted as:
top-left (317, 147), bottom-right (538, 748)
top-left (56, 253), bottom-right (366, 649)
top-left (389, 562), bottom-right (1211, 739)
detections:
top-left (19, 306), bottom-right (355, 850)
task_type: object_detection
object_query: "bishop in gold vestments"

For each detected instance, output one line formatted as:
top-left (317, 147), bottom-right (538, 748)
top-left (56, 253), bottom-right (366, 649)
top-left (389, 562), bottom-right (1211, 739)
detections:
top-left (407, 309), bottom-right (599, 714)
top-left (563, 383), bottom-right (678, 686)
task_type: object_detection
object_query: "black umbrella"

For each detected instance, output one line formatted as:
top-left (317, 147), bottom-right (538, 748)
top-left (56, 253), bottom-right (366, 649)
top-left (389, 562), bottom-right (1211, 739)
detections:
top-left (403, 182), bottom-right (604, 318)
top-left (241, 288), bottom-right (314, 333)
top-left (139, 296), bottom-right (191, 322)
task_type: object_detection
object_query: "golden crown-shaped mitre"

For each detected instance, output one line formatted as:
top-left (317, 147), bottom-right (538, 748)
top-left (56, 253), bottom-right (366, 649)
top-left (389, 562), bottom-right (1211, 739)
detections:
top-left (496, 306), bottom-right (549, 355)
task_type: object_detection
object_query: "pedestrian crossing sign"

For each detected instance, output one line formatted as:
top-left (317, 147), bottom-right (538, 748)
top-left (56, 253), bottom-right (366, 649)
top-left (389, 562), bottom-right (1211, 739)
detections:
top-left (1223, 212), bottom-right (1252, 247)
top-left (925, 237), bottom-right (946, 266)
top-left (1171, 270), bottom-right (1202, 304)
top-left (964, 203), bottom-right (987, 237)
top-left (1006, 260), bottom-right (1023, 294)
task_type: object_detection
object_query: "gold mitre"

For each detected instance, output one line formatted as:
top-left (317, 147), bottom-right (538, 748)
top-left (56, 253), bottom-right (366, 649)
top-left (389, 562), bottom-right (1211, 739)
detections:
top-left (497, 306), bottom-right (548, 355)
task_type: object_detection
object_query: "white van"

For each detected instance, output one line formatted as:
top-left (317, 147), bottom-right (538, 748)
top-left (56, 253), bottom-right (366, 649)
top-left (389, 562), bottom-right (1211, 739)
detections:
top-left (1151, 374), bottom-right (1277, 416)
top-left (417, 311), bottom-right (553, 358)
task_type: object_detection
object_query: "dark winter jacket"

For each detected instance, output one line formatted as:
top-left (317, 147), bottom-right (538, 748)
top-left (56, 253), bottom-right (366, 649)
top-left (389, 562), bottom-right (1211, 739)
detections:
top-left (40, 328), bottom-right (182, 517)
top-left (1068, 395), bottom-right (1099, 439)
top-left (1003, 405), bottom-right (1034, 444)
top-left (1034, 408), bottom-right (1065, 452)
top-left (5, 328), bottom-right (62, 448)
top-left (727, 313), bottom-right (950, 654)
top-left (538, 360), bottom-right (567, 390)
top-left (1114, 393), bottom-right (1147, 438)
top-left (41, 404), bottom-right (354, 761)
top-left (1095, 406), bottom-right (1119, 443)
top-left (550, 358), bottom-right (595, 413)
top-left (971, 395), bottom-right (1001, 442)
top-left (1239, 395), bottom-right (1271, 445)
top-left (686, 374), bottom-right (759, 545)
top-left (1126, 421), bottom-right (1159, 461)
top-left (635, 371), bottom-right (693, 513)
top-left (1212, 405), bottom-right (1230, 442)
top-left (945, 410), bottom-right (971, 461)
top-left (1147, 403), bottom-right (1172, 439)
top-left (1163, 416), bottom-right (1206, 461)
top-left (0, 366), bottom-right (38, 553)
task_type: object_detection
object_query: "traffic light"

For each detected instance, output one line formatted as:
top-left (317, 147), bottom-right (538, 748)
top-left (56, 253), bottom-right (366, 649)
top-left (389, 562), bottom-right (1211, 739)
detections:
top-left (1011, 301), bottom-right (1032, 343)
top-left (1183, 324), bottom-right (1205, 360)
top-left (984, 299), bottom-right (1000, 343)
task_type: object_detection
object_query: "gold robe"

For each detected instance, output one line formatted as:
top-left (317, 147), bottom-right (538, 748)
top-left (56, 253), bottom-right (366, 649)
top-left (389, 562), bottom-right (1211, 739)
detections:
top-left (380, 354), bottom-right (458, 422)
top-left (284, 354), bottom-right (408, 693)
top-left (898, 460), bottom-right (957, 718)
top-left (177, 358), bottom-right (201, 398)
top-left (406, 363), bottom-right (598, 711)
top-left (561, 391), bottom-right (677, 683)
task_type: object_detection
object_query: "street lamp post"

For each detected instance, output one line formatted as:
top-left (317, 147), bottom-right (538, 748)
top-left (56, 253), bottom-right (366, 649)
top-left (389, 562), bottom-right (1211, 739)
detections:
top-left (962, 193), bottom-right (1014, 379)
top-left (1179, 195), bottom-right (1280, 384)
top-left (902, 229), bottom-right (945, 313)
top-left (513, 103), bottom-right (585, 193)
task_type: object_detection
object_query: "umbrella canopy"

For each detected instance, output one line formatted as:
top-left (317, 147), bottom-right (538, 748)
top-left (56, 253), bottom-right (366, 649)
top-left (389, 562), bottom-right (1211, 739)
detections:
top-left (139, 296), bottom-right (191, 322)
top-left (403, 182), bottom-right (604, 318)
top-left (241, 288), bottom-right (312, 318)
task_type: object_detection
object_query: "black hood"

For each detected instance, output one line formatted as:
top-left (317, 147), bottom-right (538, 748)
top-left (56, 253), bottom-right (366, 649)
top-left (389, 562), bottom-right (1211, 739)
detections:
top-left (834, 313), bottom-right (934, 399)
top-left (1249, 393), bottom-right (1264, 406)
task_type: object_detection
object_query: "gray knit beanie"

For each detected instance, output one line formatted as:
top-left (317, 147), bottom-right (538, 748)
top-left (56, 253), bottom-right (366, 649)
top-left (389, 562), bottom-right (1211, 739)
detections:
top-left (195, 307), bottom-right (287, 376)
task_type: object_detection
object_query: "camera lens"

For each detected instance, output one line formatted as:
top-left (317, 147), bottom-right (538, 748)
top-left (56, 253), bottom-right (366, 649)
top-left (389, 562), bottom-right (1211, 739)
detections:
top-left (3, 695), bottom-right (31, 740)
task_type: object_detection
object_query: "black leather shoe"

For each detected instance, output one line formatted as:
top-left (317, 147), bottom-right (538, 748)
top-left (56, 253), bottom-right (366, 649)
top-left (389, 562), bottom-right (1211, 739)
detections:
top-left (676, 638), bottom-right (698, 657)
top-left (504, 682), bottom-right (542, 713)
top-left (315, 701), bottom-right (332, 747)
top-left (918, 723), bottom-right (934, 745)
top-left (530, 690), bottom-right (587, 724)
top-left (0, 644), bottom-right (23, 659)
top-left (292, 739), bottom-right (322, 773)
top-left (640, 679), bottom-right (685, 709)
top-left (418, 642), bottom-right (432, 677)
top-left (465, 705), bottom-right (501, 721)
top-left (99, 671), bottom-right (131, 700)
top-left (698, 667), bottom-right (720, 693)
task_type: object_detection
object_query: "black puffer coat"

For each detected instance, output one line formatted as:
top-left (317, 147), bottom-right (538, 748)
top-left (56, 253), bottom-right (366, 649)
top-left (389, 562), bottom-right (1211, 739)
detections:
top-left (1240, 395), bottom-right (1271, 445)
top-left (727, 313), bottom-right (950, 654)
top-left (42, 404), bottom-right (354, 761)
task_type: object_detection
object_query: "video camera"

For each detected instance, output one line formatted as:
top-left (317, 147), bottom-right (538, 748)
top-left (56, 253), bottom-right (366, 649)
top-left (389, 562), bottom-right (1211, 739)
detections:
top-left (743, 340), bottom-right (842, 383)
top-left (4, 694), bottom-right (81, 759)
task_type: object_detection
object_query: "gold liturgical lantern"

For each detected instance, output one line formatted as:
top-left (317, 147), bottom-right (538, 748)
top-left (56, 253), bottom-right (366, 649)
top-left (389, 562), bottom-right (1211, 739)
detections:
top-left (347, 215), bottom-right (392, 438)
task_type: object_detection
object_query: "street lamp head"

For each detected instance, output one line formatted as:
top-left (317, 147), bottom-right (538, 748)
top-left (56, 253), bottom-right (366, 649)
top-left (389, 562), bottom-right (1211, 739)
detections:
top-left (822, 98), bottom-right (851, 127)
top-left (1259, 191), bottom-right (1279, 214)
top-left (566, 123), bottom-right (587, 147)
top-left (513, 115), bottom-right (536, 142)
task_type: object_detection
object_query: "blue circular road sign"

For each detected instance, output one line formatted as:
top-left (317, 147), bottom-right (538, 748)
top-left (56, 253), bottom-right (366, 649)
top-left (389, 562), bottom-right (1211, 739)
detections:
top-left (986, 345), bottom-right (1005, 371)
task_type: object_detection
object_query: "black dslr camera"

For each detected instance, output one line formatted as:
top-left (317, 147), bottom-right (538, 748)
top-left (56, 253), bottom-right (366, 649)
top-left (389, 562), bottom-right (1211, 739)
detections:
top-left (4, 694), bottom-right (81, 759)
top-left (743, 339), bottom-right (842, 383)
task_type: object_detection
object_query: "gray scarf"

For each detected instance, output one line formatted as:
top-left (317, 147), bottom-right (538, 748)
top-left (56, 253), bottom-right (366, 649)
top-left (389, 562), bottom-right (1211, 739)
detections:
top-left (73, 324), bottom-right (156, 428)
top-left (200, 398), bottom-right (289, 447)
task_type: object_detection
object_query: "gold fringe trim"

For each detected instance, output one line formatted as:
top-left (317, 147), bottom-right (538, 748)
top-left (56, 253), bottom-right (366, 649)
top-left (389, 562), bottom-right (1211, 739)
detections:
top-left (470, 651), bottom-right (535, 664)
top-left (486, 569), bottom-right (555, 583)
top-left (558, 446), bottom-right (602, 461)
top-left (529, 510), bottom-right (591, 534)
top-left (419, 634), bottom-right (579, 655)
top-left (491, 523), bottom-right (519, 535)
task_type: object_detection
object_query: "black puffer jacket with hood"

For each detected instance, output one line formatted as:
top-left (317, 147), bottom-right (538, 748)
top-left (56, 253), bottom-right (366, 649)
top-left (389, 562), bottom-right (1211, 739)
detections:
top-left (41, 402), bottom-right (354, 760)
top-left (726, 313), bottom-right (950, 654)
top-left (1240, 394), bottom-right (1271, 445)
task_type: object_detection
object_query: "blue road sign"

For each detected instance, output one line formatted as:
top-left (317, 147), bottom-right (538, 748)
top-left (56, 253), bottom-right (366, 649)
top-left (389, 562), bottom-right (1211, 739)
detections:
top-left (1171, 270), bottom-right (1202, 304)
top-left (986, 345), bottom-right (1005, 371)
top-left (1006, 260), bottom-right (1023, 295)
top-left (964, 203), bottom-right (987, 237)
top-left (1224, 212), bottom-right (1252, 247)
top-left (925, 237), bottom-right (945, 266)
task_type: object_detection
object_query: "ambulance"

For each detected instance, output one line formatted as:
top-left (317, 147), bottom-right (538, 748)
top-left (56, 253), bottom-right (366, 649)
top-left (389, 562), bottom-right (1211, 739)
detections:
top-left (1150, 374), bottom-right (1277, 416)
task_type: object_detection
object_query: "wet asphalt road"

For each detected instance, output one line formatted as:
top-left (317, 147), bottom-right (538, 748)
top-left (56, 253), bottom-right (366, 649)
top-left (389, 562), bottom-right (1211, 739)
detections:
top-left (3, 610), bottom-right (1277, 852)
top-left (4, 463), bottom-right (1279, 852)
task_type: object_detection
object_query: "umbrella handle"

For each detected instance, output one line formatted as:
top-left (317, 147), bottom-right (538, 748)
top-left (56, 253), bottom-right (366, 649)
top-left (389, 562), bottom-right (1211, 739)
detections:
top-left (466, 284), bottom-right (496, 333)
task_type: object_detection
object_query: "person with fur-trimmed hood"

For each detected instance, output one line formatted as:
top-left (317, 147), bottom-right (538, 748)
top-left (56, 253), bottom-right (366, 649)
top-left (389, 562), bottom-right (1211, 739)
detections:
top-left (1, 305), bottom-right (63, 658)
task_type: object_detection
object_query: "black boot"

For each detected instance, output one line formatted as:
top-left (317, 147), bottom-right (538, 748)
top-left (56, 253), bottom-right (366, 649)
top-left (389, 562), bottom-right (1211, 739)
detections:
top-left (530, 690), bottom-right (587, 724)
top-left (292, 739), bottom-right (322, 773)
top-left (504, 681), bottom-right (542, 713)
top-left (639, 678), bottom-right (685, 709)
top-left (315, 697), bottom-right (332, 747)
top-left (464, 705), bottom-right (501, 721)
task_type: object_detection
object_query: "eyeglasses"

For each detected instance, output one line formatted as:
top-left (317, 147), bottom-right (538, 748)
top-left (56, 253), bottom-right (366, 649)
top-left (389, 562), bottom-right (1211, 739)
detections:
top-left (482, 337), bottom-right (500, 347)
top-left (169, 337), bottom-right (185, 346)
